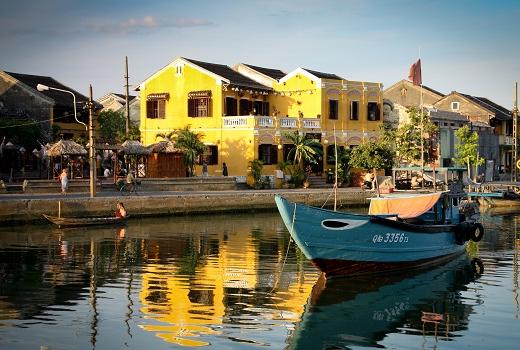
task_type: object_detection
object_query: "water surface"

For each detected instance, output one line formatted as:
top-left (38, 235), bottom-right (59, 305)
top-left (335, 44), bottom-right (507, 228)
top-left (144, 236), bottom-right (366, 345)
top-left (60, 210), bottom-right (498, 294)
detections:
top-left (0, 209), bottom-right (518, 349)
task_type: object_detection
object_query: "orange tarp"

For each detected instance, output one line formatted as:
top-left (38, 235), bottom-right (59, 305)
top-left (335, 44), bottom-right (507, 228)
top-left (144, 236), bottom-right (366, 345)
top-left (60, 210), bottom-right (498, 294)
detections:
top-left (368, 192), bottom-right (442, 219)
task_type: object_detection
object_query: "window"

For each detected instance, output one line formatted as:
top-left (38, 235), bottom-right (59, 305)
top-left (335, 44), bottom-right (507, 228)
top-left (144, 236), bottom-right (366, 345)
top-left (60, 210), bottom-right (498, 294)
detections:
top-left (253, 101), bottom-right (270, 116)
top-left (239, 99), bottom-right (253, 115)
top-left (188, 90), bottom-right (212, 118)
top-left (146, 99), bottom-right (166, 119)
top-left (176, 65), bottom-right (183, 75)
top-left (350, 101), bottom-right (359, 120)
top-left (451, 101), bottom-right (460, 111)
top-left (367, 102), bottom-right (380, 121)
top-left (225, 97), bottom-right (237, 116)
top-left (329, 100), bottom-right (338, 119)
top-left (199, 145), bottom-right (218, 165)
top-left (258, 144), bottom-right (278, 165)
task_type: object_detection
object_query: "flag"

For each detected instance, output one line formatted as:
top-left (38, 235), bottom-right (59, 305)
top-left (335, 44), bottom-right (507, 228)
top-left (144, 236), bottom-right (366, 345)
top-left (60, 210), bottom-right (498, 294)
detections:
top-left (408, 59), bottom-right (422, 86)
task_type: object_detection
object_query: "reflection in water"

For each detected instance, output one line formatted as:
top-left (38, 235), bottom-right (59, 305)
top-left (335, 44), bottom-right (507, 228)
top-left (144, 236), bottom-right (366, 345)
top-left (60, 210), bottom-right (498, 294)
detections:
top-left (287, 255), bottom-right (482, 349)
top-left (0, 213), bottom-right (319, 349)
top-left (0, 210), bottom-right (519, 349)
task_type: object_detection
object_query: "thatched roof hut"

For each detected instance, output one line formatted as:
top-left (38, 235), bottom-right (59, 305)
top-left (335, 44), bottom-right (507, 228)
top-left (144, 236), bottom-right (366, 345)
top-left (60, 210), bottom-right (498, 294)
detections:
top-left (146, 140), bottom-right (186, 178)
top-left (47, 140), bottom-right (87, 157)
top-left (120, 140), bottom-right (151, 155)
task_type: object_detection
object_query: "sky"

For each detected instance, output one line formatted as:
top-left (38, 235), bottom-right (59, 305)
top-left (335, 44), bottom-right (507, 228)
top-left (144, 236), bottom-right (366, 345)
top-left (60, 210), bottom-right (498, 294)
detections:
top-left (1, 0), bottom-right (519, 108)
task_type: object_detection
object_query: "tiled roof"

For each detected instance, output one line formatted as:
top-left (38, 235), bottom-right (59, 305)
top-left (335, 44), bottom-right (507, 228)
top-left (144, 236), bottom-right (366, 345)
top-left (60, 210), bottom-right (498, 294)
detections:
top-left (430, 109), bottom-right (468, 122)
top-left (183, 58), bottom-right (271, 91)
top-left (421, 84), bottom-right (444, 97)
top-left (461, 93), bottom-right (511, 121)
top-left (242, 63), bottom-right (286, 81)
top-left (5, 71), bottom-right (92, 108)
top-left (113, 93), bottom-right (137, 102)
top-left (302, 68), bottom-right (344, 80)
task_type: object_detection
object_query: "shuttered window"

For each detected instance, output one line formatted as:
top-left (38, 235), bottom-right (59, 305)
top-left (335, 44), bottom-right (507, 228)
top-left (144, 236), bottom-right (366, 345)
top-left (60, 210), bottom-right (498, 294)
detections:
top-left (188, 98), bottom-right (211, 117)
top-left (146, 99), bottom-right (166, 119)
top-left (239, 99), bottom-right (253, 115)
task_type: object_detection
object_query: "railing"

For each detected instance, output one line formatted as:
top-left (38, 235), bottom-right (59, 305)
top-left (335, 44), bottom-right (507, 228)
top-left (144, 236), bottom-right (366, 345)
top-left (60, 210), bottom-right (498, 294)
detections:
top-left (279, 118), bottom-right (297, 128)
top-left (302, 119), bottom-right (320, 129)
top-left (222, 115), bottom-right (320, 129)
top-left (223, 116), bottom-right (249, 127)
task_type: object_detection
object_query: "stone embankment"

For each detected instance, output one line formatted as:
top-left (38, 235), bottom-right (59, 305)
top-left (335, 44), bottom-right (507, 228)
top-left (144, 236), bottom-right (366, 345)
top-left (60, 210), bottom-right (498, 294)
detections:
top-left (0, 188), bottom-right (372, 224)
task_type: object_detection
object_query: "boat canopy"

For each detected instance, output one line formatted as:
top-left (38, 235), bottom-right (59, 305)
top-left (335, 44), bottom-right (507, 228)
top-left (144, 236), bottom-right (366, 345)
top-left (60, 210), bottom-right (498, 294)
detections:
top-left (368, 192), bottom-right (443, 219)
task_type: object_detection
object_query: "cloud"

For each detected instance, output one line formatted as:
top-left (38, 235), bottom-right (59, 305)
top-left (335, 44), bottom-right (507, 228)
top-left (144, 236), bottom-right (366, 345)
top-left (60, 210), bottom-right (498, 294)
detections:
top-left (88, 15), bottom-right (214, 34)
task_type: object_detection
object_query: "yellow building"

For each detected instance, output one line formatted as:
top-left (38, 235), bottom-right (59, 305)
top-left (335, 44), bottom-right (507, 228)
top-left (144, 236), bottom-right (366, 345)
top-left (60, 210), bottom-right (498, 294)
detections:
top-left (137, 57), bottom-right (383, 178)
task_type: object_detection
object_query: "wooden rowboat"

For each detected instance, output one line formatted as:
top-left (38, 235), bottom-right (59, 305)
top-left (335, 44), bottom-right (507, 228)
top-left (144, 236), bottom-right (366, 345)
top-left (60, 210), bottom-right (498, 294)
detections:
top-left (42, 214), bottom-right (128, 228)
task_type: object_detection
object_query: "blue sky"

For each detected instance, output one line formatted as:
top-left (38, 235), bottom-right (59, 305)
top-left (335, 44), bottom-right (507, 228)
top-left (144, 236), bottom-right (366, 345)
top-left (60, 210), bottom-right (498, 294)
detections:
top-left (1, 0), bottom-right (519, 107)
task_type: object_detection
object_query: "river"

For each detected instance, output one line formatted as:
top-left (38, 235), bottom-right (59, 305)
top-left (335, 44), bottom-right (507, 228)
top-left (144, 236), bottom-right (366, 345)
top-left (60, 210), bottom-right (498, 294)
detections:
top-left (0, 208), bottom-right (518, 349)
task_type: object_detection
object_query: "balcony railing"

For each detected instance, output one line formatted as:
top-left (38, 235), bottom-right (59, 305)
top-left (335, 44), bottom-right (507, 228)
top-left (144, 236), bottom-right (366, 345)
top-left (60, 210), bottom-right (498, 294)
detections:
top-left (222, 115), bottom-right (321, 130)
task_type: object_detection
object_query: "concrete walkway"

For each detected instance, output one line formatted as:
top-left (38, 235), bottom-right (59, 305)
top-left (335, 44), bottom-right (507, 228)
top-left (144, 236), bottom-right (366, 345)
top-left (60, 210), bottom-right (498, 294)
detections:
top-left (0, 188), bottom-right (373, 224)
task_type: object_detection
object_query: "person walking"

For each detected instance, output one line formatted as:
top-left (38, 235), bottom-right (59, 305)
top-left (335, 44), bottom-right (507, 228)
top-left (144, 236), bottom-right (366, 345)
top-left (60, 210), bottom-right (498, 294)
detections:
top-left (222, 162), bottom-right (228, 176)
top-left (59, 168), bottom-right (69, 194)
top-left (202, 161), bottom-right (209, 177)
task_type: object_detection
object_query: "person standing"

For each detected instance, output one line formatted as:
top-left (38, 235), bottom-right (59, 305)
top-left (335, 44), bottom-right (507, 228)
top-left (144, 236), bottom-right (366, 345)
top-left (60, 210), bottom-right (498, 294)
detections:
top-left (222, 162), bottom-right (228, 176)
top-left (202, 161), bottom-right (209, 177)
top-left (59, 168), bottom-right (69, 194)
top-left (115, 202), bottom-right (126, 218)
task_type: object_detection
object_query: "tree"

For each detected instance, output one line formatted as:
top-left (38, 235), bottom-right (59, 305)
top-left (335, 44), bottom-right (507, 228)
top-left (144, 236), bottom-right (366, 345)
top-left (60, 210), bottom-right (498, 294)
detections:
top-left (349, 140), bottom-right (395, 172)
top-left (390, 107), bottom-right (438, 166)
top-left (454, 124), bottom-right (484, 176)
top-left (175, 126), bottom-right (206, 177)
top-left (283, 131), bottom-right (322, 168)
top-left (97, 110), bottom-right (140, 143)
top-left (97, 110), bottom-right (125, 142)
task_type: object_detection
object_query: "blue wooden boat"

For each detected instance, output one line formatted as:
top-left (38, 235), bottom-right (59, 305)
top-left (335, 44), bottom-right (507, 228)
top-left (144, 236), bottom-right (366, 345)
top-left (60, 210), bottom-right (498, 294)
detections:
top-left (275, 192), bottom-right (483, 278)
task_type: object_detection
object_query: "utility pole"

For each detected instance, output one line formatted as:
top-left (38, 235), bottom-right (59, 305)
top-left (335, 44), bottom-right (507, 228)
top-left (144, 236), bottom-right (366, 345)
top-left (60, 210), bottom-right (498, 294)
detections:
top-left (88, 84), bottom-right (97, 197)
top-left (125, 56), bottom-right (130, 135)
top-left (513, 82), bottom-right (519, 182)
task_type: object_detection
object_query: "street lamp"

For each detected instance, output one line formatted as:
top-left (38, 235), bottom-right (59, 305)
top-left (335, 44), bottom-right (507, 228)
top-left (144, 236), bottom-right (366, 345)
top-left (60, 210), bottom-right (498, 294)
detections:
top-left (36, 83), bottom-right (96, 198)
top-left (36, 84), bottom-right (87, 131)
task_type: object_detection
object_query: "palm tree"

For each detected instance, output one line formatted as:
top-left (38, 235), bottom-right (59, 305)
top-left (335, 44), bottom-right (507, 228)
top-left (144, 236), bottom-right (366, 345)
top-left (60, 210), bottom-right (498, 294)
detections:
top-left (283, 131), bottom-right (322, 168)
top-left (155, 130), bottom-right (177, 141)
top-left (175, 126), bottom-right (206, 177)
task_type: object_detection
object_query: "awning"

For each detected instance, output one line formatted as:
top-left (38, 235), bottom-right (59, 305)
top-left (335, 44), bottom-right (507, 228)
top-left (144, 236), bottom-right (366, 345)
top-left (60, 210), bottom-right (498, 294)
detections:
top-left (188, 90), bottom-right (212, 99)
top-left (368, 192), bottom-right (443, 219)
top-left (147, 93), bottom-right (169, 101)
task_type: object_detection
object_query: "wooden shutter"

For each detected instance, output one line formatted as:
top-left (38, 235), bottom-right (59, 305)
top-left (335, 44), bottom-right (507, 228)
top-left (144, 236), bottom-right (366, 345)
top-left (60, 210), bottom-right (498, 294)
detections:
top-left (270, 145), bottom-right (278, 165)
top-left (158, 100), bottom-right (166, 118)
top-left (188, 99), bottom-right (196, 117)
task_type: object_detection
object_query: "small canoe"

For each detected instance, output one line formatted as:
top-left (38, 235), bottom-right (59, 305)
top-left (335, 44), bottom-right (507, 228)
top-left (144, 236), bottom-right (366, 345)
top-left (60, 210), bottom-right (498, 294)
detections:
top-left (43, 214), bottom-right (128, 228)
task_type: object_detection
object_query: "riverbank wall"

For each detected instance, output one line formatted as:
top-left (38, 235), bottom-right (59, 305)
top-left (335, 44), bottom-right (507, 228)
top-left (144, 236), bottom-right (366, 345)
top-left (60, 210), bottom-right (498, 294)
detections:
top-left (0, 188), bottom-right (372, 224)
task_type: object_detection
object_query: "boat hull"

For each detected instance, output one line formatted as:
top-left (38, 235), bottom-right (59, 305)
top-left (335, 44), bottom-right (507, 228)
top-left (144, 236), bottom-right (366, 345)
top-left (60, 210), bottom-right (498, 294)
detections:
top-left (43, 214), bottom-right (127, 228)
top-left (275, 195), bottom-right (467, 277)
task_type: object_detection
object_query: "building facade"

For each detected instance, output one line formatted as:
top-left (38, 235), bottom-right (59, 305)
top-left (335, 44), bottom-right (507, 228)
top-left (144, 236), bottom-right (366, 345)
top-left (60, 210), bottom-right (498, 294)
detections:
top-left (0, 71), bottom-right (93, 141)
top-left (434, 92), bottom-right (511, 173)
top-left (137, 57), bottom-right (383, 178)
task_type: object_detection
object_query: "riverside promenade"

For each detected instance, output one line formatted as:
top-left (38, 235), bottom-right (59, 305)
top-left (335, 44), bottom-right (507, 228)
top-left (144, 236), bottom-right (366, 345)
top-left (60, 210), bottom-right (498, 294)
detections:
top-left (0, 187), bottom-right (373, 224)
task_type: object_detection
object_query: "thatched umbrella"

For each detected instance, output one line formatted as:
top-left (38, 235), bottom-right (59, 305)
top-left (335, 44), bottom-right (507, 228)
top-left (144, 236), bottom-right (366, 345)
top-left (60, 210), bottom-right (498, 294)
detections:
top-left (146, 140), bottom-right (182, 153)
top-left (120, 141), bottom-right (150, 177)
top-left (47, 140), bottom-right (87, 157)
top-left (120, 140), bottom-right (151, 155)
top-left (46, 140), bottom-right (87, 179)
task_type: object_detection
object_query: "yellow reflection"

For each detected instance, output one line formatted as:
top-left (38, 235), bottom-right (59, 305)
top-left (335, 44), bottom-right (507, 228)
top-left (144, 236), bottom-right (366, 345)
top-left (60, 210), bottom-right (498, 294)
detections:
top-left (138, 223), bottom-right (318, 347)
